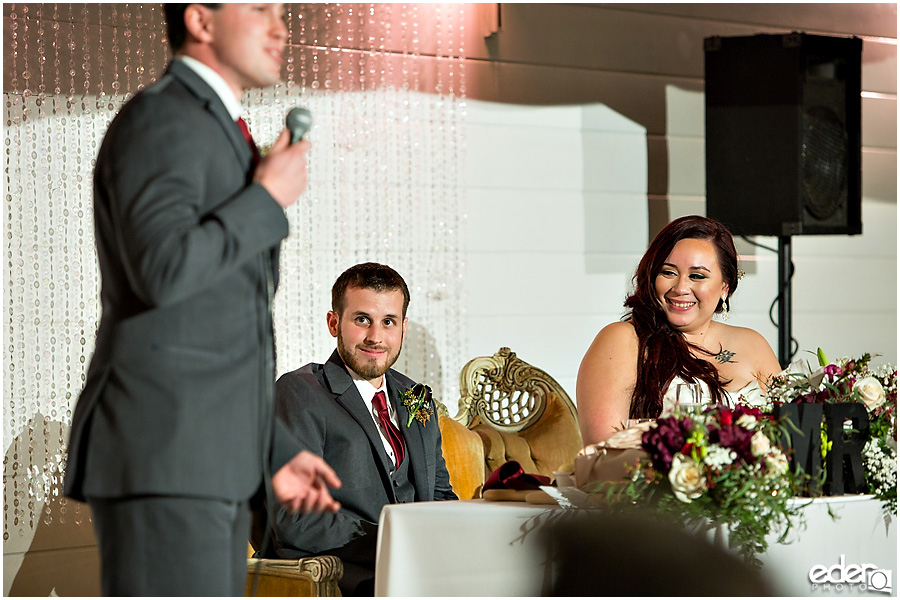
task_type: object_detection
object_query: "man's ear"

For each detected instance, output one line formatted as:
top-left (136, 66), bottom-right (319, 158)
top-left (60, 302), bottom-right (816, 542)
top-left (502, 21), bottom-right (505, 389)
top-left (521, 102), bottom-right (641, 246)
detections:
top-left (326, 311), bottom-right (339, 338)
top-left (183, 3), bottom-right (216, 45)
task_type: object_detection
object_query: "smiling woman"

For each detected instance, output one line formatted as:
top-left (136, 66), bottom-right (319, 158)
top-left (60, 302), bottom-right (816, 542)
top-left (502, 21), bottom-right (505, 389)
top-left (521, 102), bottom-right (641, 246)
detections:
top-left (576, 216), bottom-right (782, 444)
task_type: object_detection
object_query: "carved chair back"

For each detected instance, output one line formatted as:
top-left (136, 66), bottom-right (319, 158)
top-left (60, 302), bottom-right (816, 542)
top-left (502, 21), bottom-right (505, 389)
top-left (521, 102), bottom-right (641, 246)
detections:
top-left (439, 347), bottom-right (583, 499)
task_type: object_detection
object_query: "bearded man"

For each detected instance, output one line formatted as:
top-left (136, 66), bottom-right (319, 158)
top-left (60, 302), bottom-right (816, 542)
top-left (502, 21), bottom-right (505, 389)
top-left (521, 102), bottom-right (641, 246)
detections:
top-left (260, 262), bottom-right (457, 596)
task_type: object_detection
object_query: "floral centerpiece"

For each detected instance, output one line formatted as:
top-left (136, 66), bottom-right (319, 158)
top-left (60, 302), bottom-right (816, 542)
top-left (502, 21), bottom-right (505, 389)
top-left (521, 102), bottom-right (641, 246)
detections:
top-left (594, 403), bottom-right (804, 566)
top-left (584, 349), bottom-right (897, 567)
top-left (763, 351), bottom-right (897, 514)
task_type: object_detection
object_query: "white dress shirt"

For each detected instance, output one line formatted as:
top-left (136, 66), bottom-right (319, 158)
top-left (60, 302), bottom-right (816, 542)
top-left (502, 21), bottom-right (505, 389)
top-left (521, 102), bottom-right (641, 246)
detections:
top-left (347, 366), bottom-right (402, 468)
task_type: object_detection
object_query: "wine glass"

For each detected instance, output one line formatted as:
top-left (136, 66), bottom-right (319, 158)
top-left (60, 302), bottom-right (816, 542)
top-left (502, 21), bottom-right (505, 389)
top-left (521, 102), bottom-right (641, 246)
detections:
top-left (675, 382), bottom-right (704, 415)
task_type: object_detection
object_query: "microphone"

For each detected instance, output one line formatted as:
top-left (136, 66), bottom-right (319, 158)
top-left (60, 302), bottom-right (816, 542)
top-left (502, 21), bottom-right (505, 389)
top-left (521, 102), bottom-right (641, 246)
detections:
top-left (286, 107), bottom-right (312, 144)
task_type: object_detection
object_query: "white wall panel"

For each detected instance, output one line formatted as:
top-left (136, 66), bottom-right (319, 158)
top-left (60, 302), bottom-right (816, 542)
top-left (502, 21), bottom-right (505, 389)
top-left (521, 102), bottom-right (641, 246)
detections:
top-left (666, 137), bottom-right (706, 196)
top-left (665, 85), bottom-right (706, 137)
top-left (466, 188), bottom-right (584, 253)
top-left (583, 192), bottom-right (650, 254)
top-left (464, 99), bottom-right (583, 128)
top-left (582, 130), bottom-right (648, 193)
top-left (862, 97), bottom-right (897, 149)
top-left (465, 252), bottom-right (628, 317)
top-left (465, 122), bottom-right (583, 190)
top-left (862, 148), bottom-right (899, 203)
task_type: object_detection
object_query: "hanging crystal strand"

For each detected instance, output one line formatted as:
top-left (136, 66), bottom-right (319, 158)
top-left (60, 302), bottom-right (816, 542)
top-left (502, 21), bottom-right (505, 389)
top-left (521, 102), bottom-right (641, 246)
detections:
top-left (55, 0), bottom-right (69, 523)
top-left (18, 1), bottom-right (39, 532)
top-left (110, 5), bottom-right (121, 106)
top-left (419, 3), bottom-right (435, 389)
top-left (142, 3), bottom-right (156, 86)
top-left (35, 5), bottom-right (55, 500)
top-left (366, 4), bottom-right (380, 264)
top-left (133, 3), bottom-right (146, 90)
top-left (295, 5), bottom-right (315, 366)
top-left (434, 3), bottom-right (449, 395)
top-left (376, 3), bottom-right (391, 272)
top-left (96, 5), bottom-right (106, 112)
top-left (122, 6), bottom-right (134, 95)
top-left (75, 3), bottom-right (92, 528)
top-left (49, 8), bottom-right (63, 508)
top-left (58, 2), bottom-right (74, 528)
top-left (453, 5), bottom-right (469, 403)
top-left (5, 2), bottom-right (20, 544)
top-left (36, 4), bottom-right (47, 103)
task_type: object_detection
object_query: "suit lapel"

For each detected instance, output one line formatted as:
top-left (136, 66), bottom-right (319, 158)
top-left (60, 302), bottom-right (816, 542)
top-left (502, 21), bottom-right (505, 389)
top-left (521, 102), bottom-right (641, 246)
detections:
top-left (323, 352), bottom-right (395, 475)
top-left (387, 372), bottom-right (430, 499)
top-left (165, 60), bottom-right (253, 169)
top-left (165, 60), bottom-right (278, 285)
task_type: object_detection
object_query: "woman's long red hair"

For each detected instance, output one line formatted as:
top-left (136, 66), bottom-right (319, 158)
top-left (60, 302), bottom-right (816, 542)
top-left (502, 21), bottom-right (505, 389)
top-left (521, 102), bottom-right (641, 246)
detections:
top-left (623, 216), bottom-right (739, 418)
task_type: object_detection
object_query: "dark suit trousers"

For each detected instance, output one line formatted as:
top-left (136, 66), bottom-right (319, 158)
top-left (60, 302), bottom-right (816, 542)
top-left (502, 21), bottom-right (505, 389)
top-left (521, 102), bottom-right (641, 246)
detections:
top-left (89, 495), bottom-right (251, 596)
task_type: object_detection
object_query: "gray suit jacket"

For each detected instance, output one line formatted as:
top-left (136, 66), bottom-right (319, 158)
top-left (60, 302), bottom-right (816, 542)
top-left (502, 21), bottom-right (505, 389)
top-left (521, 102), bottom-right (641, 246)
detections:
top-left (64, 59), bottom-right (299, 503)
top-left (270, 351), bottom-right (457, 566)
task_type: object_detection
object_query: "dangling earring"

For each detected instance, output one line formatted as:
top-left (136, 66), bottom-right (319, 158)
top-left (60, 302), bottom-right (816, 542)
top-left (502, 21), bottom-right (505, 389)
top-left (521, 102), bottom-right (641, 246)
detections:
top-left (720, 296), bottom-right (730, 322)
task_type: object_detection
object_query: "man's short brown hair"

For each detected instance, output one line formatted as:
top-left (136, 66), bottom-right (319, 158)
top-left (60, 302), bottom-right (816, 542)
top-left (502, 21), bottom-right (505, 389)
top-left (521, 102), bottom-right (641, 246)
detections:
top-left (331, 263), bottom-right (410, 318)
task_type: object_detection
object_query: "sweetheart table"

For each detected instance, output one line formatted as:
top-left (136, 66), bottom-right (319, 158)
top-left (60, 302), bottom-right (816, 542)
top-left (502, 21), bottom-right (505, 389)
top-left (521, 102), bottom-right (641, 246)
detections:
top-left (374, 496), bottom-right (896, 596)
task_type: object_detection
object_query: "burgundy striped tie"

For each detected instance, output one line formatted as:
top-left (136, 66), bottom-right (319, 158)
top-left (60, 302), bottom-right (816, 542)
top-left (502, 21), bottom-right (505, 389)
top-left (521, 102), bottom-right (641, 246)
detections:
top-left (372, 391), bottom-right (405, 469)
top-left (236, 116), bottom-right (260, 168)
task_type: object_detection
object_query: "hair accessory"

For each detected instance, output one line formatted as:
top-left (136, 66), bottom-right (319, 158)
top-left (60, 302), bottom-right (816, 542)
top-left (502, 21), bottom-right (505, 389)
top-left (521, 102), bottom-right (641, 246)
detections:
top-left (737, 268), bottom-right (745, 280)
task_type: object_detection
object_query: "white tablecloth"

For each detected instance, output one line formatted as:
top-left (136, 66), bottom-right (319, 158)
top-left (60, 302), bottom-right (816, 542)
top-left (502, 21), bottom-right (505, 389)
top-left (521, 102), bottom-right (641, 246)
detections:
top-left (375, 500), bottom-right (549, 596)
top-left (374, 495), bottom-right (896, 596)
top-left (759, 495), bottom-right (896, 595)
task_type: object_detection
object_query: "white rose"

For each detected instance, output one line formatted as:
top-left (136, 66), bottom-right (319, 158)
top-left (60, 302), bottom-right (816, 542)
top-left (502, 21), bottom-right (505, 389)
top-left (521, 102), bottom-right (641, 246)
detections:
top-left (854, 376), bottom-right (886, 410)
top-left (766, 449), bottom-right (789, 476)
top-left (736, 414), bottom-right (758, 429)
top-left (750, 431), bottom-right (772, 457)
top-left (668, 454), bottom-right (707, 503)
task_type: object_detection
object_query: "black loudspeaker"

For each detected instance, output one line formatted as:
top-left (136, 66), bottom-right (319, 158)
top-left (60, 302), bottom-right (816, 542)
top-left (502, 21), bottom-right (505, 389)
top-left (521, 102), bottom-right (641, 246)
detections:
top-left (705, 33), bottom-right (862, 236)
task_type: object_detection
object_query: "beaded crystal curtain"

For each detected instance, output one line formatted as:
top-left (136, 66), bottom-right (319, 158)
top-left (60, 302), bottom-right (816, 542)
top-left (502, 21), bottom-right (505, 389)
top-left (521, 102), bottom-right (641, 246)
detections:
top-left (3, 3), bottom-right (467, 542)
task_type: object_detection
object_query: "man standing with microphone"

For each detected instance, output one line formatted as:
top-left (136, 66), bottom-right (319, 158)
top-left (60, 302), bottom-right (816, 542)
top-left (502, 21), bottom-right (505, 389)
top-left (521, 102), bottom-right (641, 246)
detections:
top-left (63, 4), bottom-right (340, 595)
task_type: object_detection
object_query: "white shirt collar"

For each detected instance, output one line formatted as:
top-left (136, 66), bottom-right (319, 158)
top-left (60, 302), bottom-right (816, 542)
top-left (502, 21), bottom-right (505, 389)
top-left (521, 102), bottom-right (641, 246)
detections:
top-left (177, 55), bottom-right (244, 121)
top-left (344, 365), bottom-right (396, 424)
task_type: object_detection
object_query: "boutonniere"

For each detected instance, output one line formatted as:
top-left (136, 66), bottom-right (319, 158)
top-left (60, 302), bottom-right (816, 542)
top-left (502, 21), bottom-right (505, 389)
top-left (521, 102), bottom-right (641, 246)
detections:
top-left (400, 383), bottom-right (435, 427)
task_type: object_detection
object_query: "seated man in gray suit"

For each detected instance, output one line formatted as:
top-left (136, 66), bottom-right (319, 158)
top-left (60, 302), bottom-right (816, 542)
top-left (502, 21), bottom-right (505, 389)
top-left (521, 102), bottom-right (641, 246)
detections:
top-left (267, 262), bottom-right (457, 595)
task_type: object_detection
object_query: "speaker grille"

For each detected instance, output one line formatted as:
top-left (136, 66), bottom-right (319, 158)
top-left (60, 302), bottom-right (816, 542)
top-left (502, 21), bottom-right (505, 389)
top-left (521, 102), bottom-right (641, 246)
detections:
top-left (704, 33), bottom-right (862, 236)
top-left (801, 106), bottom-right (849, 221)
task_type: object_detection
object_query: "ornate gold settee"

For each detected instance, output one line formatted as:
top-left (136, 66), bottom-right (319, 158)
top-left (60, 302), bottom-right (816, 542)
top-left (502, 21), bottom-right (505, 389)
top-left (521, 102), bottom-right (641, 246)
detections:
top-left (438, 347), bottom-right (583, 499)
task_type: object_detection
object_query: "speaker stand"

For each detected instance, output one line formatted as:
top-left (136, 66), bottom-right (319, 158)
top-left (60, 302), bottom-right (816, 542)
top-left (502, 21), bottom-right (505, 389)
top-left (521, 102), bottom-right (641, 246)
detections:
top-left (777, 235), bottom-right (793, 369)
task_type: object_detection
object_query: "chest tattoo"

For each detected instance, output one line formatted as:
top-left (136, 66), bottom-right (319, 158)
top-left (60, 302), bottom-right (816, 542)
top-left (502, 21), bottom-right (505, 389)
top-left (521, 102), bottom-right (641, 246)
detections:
top-left (715, 349), bottom-right (737, 364)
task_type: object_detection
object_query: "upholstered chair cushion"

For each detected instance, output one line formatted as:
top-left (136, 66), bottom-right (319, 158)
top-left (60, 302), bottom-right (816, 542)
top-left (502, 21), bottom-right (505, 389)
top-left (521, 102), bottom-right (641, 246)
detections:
top-left (457, 392), bottom-right (584, 491)
top-left (514, 392), bottom-right (583, 476)
top-left (437, 415), bottom-right (486, 500)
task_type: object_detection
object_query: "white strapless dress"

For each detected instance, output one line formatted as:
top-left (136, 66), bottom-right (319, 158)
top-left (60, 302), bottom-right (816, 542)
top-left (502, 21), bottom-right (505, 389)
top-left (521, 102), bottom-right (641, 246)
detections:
top-left (660, 376), bottom-right (766, 415)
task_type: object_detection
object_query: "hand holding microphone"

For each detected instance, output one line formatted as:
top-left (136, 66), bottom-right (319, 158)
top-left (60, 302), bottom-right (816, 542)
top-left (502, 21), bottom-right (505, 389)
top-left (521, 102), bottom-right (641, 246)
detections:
top-left (254, 106), bottom-right (313, 208)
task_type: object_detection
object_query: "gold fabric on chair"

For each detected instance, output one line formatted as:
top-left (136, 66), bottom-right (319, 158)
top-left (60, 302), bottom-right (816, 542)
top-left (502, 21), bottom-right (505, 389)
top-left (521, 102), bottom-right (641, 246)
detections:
top-left (437, 415), bottom-right (486, 499)
top-left (245, 546), bottom-right (343, 597)
top-left (439, 347), bottom-right (584, 499)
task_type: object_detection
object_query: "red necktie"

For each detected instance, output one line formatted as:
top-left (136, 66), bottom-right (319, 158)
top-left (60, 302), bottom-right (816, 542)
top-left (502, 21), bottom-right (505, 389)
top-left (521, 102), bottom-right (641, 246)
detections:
top-left (236, 116), bottom-right (260, 168)
top-left (372, 390), bottom-right (405, 469)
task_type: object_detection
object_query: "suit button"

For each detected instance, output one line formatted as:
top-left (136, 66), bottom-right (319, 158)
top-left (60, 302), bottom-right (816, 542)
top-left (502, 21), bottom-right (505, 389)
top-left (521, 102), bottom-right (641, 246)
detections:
top-left (393, 481), bottom-right (399, 487)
